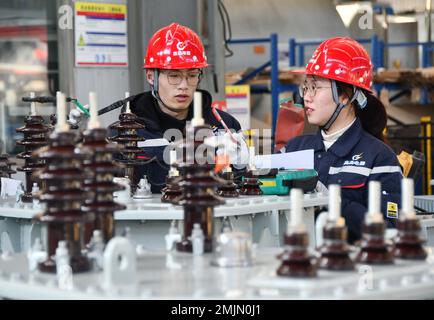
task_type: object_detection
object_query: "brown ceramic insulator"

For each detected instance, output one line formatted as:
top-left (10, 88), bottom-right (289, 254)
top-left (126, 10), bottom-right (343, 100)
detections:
top-left (176, 164), bottom-right (224, 253)
top-left (217, 171), bottom-right (239, 198)
top-left (108, 112), bottom-right (146, 193)
top-left (318, 223), bottom-right (354, 271)
top-left (161, 175), bottom-right (183, 204)
top-left (277, 232), bottom-right (318, 277)
top-left (393, 217), bottom-right (427, 260)
top-left (239, 170), bottom-right (262, 196)
top-left (0, 154), bottom-right (16, 178)
top-left (174, 124), bottom-right (225, 253)
top-left (80, 128), bottom-right (127, 245)
top-left (49, 114), bottom-right (57, 128)
top-left (355, 221), bottom-right (394, 265)
top-left (16, 115), bottom-right (50, 202)
top-left (33, 130), bottom-right (94, 274)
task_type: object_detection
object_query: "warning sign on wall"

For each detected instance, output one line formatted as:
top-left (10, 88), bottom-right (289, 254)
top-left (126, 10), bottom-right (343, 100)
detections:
top-left (75, 1), bottom-right (128, 67)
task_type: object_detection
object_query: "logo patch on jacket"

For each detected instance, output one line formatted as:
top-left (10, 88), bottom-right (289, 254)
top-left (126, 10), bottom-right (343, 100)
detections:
top-left (352, 152), bottom-right (363, 161)
top-left (343, 160), bottom-right (366, 166)
top-left (343, 153), bottom-right (366, 166)
top-left (386, 202), bottom-right (398, 219)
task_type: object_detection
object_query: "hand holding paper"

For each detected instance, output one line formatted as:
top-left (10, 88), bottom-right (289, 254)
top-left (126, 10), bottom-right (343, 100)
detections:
top-left (254, 149), bottom-right (314, 170)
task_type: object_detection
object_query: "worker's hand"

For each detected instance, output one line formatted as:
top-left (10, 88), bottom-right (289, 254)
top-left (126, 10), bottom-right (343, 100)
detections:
top-left (67, 104), bottom-right (90, 126)
top-left (67, 108), bottom-right (83, 126)
top-left (205, 132), bottom-right (250, 169)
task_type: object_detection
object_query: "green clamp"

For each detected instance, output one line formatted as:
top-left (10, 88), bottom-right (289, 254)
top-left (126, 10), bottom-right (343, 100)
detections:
top-left (72, 99), bottom-right (90, 116)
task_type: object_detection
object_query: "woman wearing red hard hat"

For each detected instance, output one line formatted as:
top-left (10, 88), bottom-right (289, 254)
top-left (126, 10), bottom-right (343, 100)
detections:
top-left (128, 23), bottom-right (248, 193)
top-left (285, 37), bottom-right (402, 243)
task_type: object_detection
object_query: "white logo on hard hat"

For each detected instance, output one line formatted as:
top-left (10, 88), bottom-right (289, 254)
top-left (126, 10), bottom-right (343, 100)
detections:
top-left (176, 41), bottom-right (187, 51)
top-left (166, 30), bottom-right (174, 45)
top-left (172, 40), bottom-right (191, 57)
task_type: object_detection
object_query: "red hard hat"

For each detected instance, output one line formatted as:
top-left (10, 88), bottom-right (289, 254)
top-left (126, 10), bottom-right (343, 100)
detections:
top-left (143, 22), bottom-right (208, 69)
top-left (303, 37), bottom-right (373, 92)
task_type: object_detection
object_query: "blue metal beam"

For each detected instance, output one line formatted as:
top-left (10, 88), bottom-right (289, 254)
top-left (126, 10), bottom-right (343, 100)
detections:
top-left (234, 61), bottom-right (271, 85)
top-left (271, 33), bottom-right (279, 136)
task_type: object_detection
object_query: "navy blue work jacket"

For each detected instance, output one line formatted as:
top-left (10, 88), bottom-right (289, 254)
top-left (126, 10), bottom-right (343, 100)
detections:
top-left (285, 118), bottom-right (402, 243)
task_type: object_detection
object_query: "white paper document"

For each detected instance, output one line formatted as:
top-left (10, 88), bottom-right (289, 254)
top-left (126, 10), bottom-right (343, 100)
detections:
top-left (254, 149), bottom-right (314, 170)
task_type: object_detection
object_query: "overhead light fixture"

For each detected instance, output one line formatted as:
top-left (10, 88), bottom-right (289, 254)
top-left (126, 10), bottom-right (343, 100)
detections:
top-left (387, 16), bottom-right (417, 23)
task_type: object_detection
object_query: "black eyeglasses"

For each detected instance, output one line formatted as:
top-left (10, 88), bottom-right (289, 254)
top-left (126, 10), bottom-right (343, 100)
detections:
top-left (161, 70), bottom-right (202, 86)
top-left (299, 81), bottom-right (331, 98)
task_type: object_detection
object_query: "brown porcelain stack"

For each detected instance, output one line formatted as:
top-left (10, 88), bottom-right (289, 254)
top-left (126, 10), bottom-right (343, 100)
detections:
top-left (393, 178), bottom-right (427, 260)
top-left (15, 93), bottom-right (50, 202)
top-left (80, 92), bottom-right (126, 245)
top-left (356, 181), bottom-right (394, 265)
top-left (239, 172), bottom-right (262, 195)
top-left (318, 185), bottom-right (354, 271)
top-left (217, 167), bottom-right (239, 198)
top-left (239, 147), bottom-right (262, 196)
top-left (277, 188), bottom-right (318, 277)
top-left (34, 92), bottom-right (94, 274)
top-left (161, 175), bottom-right (182, 204)
top-left (175, 92), bottom-right (225, 253)
top-left (49, 114), bottom-right (57, 128)
top-left (161, 149), bottom-right (182, 204)
top-left (0, 154), bottom-right (16, 178)
top-left (108, 96), bottom-right (145, 194)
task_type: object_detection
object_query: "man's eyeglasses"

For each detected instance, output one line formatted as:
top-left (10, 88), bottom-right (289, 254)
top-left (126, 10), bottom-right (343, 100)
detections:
top-left (162, 70), bottom-right (202, 86)
top-left (299, 82), bottom-right (331, 98)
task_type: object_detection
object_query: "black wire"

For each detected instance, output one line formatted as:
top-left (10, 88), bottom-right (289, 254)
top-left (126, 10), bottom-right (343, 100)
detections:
top-left (217, 0), bottom-right (234, 58)
top-left (221, 2), bottom-right (233, 57)
top-left (116, 156), bottom-right (158, 166)
top-left (413, 205), bottom-right (434, 215)
top-left (98, 94), bottom-right (138, 115)
top-left (217, 3), bottom-right (229, 56)
top-left (414, 205), bottom-right (427, 212)
top-left (219, 0), bottom-right (232, 40)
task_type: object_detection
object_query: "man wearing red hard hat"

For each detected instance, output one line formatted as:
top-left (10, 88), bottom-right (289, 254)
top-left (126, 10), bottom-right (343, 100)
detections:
top-left (129, 23), bottom-right (249, 193)
top-left (285, 37), bottom-right (402, 243)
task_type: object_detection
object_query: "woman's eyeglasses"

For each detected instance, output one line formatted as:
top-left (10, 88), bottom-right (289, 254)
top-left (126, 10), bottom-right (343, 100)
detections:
top-left (299, 82), bottom-right (331, 98)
